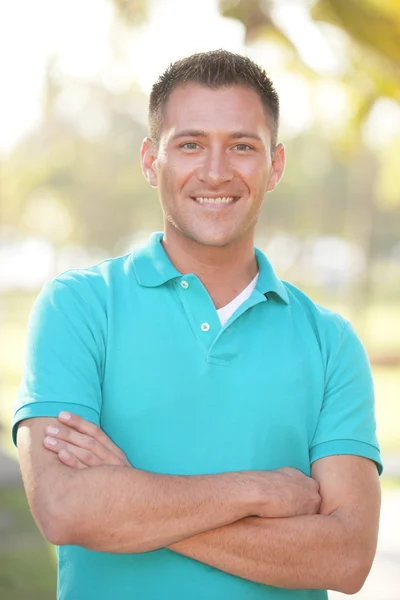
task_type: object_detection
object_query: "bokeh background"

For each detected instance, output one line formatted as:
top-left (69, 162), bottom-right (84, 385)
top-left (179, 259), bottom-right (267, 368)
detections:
top-left (0, 1), bottom-right (399, 598)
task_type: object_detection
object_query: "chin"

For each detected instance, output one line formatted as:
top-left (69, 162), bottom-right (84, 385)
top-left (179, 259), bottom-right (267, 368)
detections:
top-left (188, 231), bottom-right (237, 248)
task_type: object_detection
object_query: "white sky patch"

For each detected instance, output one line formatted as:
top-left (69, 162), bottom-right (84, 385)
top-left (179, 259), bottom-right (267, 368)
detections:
top-left (126, 0), bottom-right (245, 93)
top-left (271, 0), bottom-right (342, 76)
top-left (0, 0), bottom-right (113, 155)
top-left (246, 41), bottom-right (288, 79)
top-left (0, 0), bottom-right (51, 154)
top-left (275, 73), bottom-right (313, 138)
top-left (363, 98), bottom-right (400, 149)
top-left (313, 79), bottom-right (351, 133)
top-left (53, 0), bottom-right (113, 79)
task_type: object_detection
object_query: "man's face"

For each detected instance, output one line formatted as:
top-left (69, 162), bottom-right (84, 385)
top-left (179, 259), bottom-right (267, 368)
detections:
top-left (141, 83), bottom-right (285, 248)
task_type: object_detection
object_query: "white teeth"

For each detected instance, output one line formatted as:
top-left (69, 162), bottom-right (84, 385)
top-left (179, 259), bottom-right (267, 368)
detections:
top-left (195, 196), bottom-right (235, 204)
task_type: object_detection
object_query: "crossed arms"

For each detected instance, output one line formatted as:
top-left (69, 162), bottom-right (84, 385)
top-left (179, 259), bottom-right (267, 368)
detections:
top-left (17, 414), bottom-right (381, 594)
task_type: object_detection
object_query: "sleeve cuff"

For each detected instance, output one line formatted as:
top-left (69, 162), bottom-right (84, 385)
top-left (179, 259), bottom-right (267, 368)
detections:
top-left (310, 439), bottom-right (383, 475)
top-left (12, 401), bottom-right (100, 446)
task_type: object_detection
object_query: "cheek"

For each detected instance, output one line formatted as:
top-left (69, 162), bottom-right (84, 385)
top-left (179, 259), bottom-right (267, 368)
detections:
top-left (239, 162), bottom-right (269, 192)
top-left (160, 158), bottom-right (196, 192)
top-left (232, 153), bottom-right (267, 177)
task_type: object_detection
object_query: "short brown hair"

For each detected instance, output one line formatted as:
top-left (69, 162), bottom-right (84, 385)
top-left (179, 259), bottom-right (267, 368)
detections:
top-left (149, 49), bottom-right (280, 148)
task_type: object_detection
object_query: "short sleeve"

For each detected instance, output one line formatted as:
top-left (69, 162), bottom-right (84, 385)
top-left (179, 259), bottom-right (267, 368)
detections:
top-left (310, 321), bottom-right (383, 474)
top-left (12, 278), bottom-right (105, 445)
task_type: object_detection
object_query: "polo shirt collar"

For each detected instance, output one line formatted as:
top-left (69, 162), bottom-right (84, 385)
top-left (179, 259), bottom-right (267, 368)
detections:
top-left (132, 232), bottom-right (290, 305)
top-left (254, 247), bottom-right (290, 304)
top-left (132, 232), bottom-right (180, 287)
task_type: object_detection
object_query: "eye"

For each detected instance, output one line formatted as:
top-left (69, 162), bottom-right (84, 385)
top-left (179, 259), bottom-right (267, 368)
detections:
top-left (180, 142), bottom-right (200, 150)
top-left (234, 143), bottom-right (254, 151)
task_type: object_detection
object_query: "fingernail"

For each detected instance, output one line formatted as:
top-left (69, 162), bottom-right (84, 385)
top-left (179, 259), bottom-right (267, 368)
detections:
top-left (44, 436), bottom-right (57, 446)
top-left (46, 426), bottom-right (59, 435)
top-left (59, 412), bottom-right (71, 421)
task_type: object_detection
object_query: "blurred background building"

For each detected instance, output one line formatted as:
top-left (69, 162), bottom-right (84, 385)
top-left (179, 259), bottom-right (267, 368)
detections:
top-left (0, 1), bottom-right (399, 598)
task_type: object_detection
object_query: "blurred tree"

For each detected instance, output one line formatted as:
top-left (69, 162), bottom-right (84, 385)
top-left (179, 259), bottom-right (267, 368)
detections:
top-left (219, 0), bottom-right (400, 103)
top-left (2, 61), bottom-right (162, 255)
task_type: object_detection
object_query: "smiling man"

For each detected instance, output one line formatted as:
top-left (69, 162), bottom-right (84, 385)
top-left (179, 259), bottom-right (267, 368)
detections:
top-left (13, 50), bottom-right (381, 600)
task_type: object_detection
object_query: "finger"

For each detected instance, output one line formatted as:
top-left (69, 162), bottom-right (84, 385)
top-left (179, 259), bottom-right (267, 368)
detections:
top-left (45, 429), bottom-right (131, 468)
top-left (43, 436), bottom-right (59, 455)
top-left (57, 412), bottom-right (126, 459)
top-left (58, 448), bottom-right (87, 469)
top-left (44, 436), bottom-right (103, 467)
top-left (43, 437), bottom-right (89, 468)
top-left (45, 426), bottom-right (110, 462)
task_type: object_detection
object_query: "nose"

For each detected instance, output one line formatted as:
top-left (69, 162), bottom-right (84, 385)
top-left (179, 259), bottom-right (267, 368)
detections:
top-left (197, 146), bottom-right (233, 186)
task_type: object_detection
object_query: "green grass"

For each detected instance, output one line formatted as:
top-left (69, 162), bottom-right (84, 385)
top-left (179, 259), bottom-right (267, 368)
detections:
top-left (0, 486), bottom-right (56, 600)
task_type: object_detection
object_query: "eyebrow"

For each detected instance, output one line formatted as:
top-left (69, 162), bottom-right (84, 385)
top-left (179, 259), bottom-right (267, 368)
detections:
top-left (231, 131), bottom-right (262, 142)
top-left (170, 129), bottom-right (262, 142)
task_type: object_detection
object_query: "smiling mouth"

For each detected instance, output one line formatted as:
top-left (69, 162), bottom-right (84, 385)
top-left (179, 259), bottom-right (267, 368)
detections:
top-left (191, 196), bottom-right (239, 205)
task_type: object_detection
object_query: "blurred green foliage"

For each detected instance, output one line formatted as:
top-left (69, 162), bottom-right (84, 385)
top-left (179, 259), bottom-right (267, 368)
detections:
top-left (0, 486), bottom-right (56, 600)
top-left (219, 0), bottom-right (400, 107)
top-left (1, 71), bottom-right (162, 253)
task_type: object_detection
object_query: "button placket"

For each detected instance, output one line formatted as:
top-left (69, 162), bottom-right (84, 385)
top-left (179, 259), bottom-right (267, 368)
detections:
top-left (176, 275), bottom-right (219, 352)
top-left (207, 290), bottom-right (269, 359)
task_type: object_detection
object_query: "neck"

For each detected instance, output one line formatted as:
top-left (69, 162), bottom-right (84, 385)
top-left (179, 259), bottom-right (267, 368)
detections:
top-left (162, 227), bottom-right (258, 309)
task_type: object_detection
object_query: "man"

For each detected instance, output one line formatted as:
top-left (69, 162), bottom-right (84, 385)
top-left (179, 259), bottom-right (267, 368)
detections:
top-left (14, 50), bottom-right (382, 600)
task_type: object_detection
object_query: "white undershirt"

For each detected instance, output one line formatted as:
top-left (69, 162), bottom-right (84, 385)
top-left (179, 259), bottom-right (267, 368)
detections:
top-left (216, 274), bottom-right (259, 326)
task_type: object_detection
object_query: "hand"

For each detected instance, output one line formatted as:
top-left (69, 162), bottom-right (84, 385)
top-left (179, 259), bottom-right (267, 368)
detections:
top-left (43, 412), bottom-right (131, 469)
top-left (245, 467), bottom-right (321, 518)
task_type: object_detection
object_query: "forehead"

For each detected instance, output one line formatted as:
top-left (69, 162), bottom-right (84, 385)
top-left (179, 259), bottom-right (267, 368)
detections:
top-left (161, 83), bottom-right (271, 140)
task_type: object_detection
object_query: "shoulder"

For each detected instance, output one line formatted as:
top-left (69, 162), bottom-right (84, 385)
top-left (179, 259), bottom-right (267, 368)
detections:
top-left (282, 281), bottom-right (371, 379)
top-left (30, 252), bottom-right (135, 334)
top-left (51, 252), bottom-right (134, 305)
top-left (280, 281), bottom-right (363, 367)
top-left (283, 281), bottom-right (347, 335)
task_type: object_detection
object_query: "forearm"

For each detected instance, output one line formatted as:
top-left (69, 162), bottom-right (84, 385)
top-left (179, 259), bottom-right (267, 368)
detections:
top-left (44, 464), bottom-right (252, 553)
top-left (169, 512), bottom-right (368, 594)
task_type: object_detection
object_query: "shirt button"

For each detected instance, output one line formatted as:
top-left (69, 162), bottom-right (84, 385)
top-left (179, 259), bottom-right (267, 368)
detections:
top-left (201, 322), bottom-right (210, 332)
top-left (180, 280), bottom-right (189, 289)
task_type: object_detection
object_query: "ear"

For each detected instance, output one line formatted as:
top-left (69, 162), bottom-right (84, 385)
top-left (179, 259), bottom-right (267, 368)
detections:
top-left (140, 137), bottom-right (158, 188)
top-left (267, 143), bottom-right (285, 192)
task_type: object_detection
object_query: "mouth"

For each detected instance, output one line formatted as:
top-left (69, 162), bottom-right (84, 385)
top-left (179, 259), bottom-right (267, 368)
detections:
top-left (191, 196), bottom-right (240, 206)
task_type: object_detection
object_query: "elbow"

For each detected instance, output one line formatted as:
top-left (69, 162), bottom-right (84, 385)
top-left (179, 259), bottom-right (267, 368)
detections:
top-left (33, 496), bottom-right (75, 546)
top-left (338, 574), bottom-right (367, 596)
top-left (335, 552), bottom-right (374, 595)
top-left (341, 568), bottom-right (371, 596)
top-left (42, 523), bottom-right (70, 547)
top-left (41, 516), bottom-right (72, 547)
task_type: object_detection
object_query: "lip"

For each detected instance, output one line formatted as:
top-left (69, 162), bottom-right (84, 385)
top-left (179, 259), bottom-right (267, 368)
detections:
top-left (191, 194), bottom-right (239, 199)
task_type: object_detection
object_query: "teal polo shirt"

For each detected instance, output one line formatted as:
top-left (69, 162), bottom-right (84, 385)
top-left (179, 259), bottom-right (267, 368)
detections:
top-left (13, 232), bottom-right (382, 600)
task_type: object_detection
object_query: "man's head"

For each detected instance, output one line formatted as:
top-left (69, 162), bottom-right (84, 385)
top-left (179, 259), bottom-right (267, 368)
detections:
top-left (149, 49), bottom-right (280, 152)
top-left (141, 50), bottom-right (285, 249)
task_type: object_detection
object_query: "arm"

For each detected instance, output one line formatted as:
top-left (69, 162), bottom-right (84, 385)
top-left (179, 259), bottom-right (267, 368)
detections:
top-left (168, 455), bottom-right (381, 594)
top-left (18, 416), bottom-right (320, 554)
top-left (17, 417), bottom-right (253, 553)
